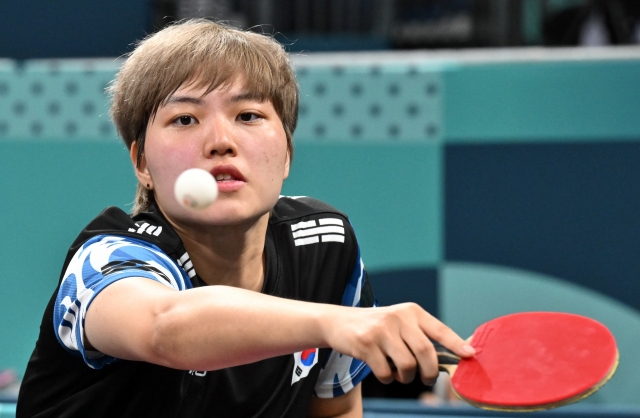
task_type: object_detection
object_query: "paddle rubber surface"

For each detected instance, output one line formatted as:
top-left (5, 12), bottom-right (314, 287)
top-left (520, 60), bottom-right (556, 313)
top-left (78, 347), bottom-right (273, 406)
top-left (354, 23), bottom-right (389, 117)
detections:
top-left (451, 312), bottom-right (618, 410)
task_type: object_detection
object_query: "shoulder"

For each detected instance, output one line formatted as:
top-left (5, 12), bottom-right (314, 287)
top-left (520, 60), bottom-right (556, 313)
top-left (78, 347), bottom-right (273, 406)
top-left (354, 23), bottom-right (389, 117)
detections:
top-left (271, 196), bottom-right (349, 224)
top-left (57, 204), bottom-right (194, 286)
top-left (271, 196), bottom-right (354, 244)
top-left (79, 206), bottom-right (138, 238)
top-left (70, 204), bottom-right (185, 259)
top-left (62, 234), bottom-right (188, 297)
top-left (266, 196), bottom-right (360, 275)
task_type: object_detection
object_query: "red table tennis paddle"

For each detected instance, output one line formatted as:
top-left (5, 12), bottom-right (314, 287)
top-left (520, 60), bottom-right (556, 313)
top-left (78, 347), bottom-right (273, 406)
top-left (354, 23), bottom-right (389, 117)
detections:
top-left (434, 312), bottom-right (618, 411)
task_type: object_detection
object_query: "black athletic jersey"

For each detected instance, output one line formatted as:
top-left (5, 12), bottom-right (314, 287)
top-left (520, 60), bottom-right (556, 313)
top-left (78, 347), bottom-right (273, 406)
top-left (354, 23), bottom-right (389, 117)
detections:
top-left (17, 196), bottom-right (375, 418)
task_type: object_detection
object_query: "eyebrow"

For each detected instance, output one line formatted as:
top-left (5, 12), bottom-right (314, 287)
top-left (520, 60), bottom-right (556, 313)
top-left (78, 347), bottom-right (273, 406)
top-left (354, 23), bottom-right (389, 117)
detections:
top-left (164, 95), bottom-right (205, 106)
top-left (227, 91), bottom-right (265, 104)
top-left (164, 91), bottom-right (265, 107)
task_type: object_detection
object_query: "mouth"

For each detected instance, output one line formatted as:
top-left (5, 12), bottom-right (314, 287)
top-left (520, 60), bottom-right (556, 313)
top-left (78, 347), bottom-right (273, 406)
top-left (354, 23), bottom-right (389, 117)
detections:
top-left (211, 164), bottom-right (246, 185)
top-left (214, 173), bottom-right (237, 181)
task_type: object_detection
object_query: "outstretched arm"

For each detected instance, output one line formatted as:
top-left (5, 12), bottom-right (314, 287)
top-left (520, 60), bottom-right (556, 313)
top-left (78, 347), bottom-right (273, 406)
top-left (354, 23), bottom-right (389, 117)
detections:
top-left (84, 277), bottom-right (475, 382)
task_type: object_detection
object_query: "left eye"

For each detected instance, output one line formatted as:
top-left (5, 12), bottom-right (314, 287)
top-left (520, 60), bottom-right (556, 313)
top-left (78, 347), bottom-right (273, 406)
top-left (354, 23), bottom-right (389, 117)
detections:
top-left (174, 116), bottom-right (196, 126)
top-left (238, 113), bottom-right (260, 122)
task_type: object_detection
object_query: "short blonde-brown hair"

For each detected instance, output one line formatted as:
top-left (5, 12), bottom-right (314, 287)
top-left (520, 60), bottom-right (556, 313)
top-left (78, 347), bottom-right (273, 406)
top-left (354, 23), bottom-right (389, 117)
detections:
top-left (109, 19), bottom-right (298, 214)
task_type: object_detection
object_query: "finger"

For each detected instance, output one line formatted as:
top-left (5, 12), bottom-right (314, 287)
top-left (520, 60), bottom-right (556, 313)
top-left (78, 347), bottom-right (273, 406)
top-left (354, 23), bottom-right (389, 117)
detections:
top-left (401, 329), bottom-right (439, 385)
top-left (419, 313), bottom-right (476, 358)
top-left (383, 341), bottom-right (417, 384)
top-left (421, 374), bottom-right (438, 387)
top-left (365, 349), bottom-right (395, 384)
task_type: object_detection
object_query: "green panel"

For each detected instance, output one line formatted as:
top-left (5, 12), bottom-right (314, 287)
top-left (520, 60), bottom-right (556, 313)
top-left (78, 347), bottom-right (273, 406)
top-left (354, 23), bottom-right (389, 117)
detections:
top-left (295, 65), bottom-right (442, 143)
top-left (0, 59), bottom-right (16, 72)
top-left (282, 143), bottom-right (442, 270)
top-left (440, 262), bottom-right (640, 405)
top-left (4, 56), bottom-right (640, 144)
top-left (0, 141), bottom-right (135, 374)
top-left (0, 60), bottom-right (119, 140)
top-left (0, 403), bottom-right (16, 418)
top-left (0, 71), bottom-right (11, 136)
top-left (444, 60), bottom-right (640, 142)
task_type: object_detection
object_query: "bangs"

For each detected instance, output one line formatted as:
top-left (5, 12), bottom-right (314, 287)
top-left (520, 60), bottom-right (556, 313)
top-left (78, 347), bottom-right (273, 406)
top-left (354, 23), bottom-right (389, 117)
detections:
top-left (145, 24), bottom-right (285, 123)
top-left (166, 47), bottom-right (279, 108)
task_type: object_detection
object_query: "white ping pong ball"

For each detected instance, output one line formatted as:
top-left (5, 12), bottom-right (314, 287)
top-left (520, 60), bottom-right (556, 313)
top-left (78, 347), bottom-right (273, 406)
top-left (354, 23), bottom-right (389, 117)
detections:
top-left (174, 168), bottom-right (218, 210)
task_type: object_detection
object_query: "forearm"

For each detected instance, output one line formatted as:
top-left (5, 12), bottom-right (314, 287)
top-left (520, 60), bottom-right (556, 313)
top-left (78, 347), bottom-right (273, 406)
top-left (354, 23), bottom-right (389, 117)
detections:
top-left (152, 284), bottom-right (342, 370)
top-left (85, 278), bottom-right (347, 371)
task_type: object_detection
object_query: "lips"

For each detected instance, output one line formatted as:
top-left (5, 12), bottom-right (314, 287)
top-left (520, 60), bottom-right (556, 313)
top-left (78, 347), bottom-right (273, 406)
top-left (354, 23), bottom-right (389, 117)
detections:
top-left (211, 164), bottom-right (245, 181)
top-left (210, 164), bottom-right (245, 192)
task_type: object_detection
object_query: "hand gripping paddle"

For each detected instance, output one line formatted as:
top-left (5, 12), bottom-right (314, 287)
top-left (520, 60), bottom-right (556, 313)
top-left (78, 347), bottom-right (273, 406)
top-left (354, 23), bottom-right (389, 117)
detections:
top-left (434, 312), bottom-right (618, 411)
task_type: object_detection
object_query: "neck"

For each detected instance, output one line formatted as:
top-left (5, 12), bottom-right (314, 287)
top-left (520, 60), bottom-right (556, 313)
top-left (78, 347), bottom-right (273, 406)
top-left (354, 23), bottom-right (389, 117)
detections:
top-left (169, 213), bottom-right (270, 291)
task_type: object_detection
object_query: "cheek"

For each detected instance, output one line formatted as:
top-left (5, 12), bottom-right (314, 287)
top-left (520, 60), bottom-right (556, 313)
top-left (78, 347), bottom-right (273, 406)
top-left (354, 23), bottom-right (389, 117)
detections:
top-left (148, 125), bottom-right (200, 165)
top-left (261, 128), bottom-right (289, 178)
top-left (144, 135), bottom-right (196, 191)
top-left (261, 144), bottom-right (288, 182)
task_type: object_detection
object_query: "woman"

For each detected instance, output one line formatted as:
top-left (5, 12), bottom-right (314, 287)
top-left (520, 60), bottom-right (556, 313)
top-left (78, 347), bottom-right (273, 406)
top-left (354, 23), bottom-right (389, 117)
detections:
top-left (17, 20), bottom-right (474, 417)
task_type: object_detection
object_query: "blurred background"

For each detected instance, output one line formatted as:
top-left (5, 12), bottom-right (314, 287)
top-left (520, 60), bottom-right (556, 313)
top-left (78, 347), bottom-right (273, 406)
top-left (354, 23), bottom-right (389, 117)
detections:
top-left (1, 0), bottom-right (640, 417)
top-left (2, 0), bottom-right (640, 59)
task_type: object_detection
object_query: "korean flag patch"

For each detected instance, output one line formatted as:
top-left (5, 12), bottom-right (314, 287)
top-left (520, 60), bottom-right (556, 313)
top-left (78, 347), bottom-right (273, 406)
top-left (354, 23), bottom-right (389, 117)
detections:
top-left (291, 348), bottom-right (319, 385)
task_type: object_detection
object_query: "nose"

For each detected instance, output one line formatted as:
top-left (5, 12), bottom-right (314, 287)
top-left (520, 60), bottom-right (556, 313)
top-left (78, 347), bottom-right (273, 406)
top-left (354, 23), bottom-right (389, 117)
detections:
top-left (204, 116), bottom-right (236, 157)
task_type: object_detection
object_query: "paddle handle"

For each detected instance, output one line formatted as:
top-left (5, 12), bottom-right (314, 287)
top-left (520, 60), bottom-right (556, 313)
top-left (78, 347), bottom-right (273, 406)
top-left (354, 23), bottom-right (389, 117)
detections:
top-left (432, 340), bottom-right (460, 376)
top-left (386, 340), bottom-right (461, 378)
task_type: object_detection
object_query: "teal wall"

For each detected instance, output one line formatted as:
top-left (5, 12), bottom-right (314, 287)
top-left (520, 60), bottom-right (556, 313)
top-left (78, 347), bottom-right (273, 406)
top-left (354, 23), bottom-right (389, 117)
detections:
top-left (0, 403), bottom-right (15, 418)
top-left (284, 143), bottom-right (442, 269)
top-left (0, 142), bottom-right (134, 373)
top-left (444, 60), bottom-right (640, 142)
top-left (1, 51), bottom-right (640, 406)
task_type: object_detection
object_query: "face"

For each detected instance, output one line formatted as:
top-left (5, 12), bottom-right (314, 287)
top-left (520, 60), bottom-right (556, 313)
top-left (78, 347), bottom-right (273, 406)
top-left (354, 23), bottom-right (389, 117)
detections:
top-left (133, 79), bottom-right (290, 227)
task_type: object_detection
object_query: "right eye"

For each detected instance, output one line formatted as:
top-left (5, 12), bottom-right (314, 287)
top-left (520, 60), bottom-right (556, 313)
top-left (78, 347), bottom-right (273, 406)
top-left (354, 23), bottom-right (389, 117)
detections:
top-left (173, 115), bottom-right (197, 126)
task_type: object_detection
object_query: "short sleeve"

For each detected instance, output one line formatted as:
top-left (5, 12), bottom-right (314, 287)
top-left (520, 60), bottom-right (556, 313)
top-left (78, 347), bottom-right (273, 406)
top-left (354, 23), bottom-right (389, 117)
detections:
top-left (54, 235), bottom-right (191, 369)
top-left (314, 247), bottom-right (376, 398)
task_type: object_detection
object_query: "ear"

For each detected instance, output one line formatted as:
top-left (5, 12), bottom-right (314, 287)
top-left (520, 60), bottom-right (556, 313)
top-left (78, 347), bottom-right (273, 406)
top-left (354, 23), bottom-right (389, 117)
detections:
top-left (283, 150), bottom-right (291, 180)
top-left (130, 142), bottom-right (153, 189)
